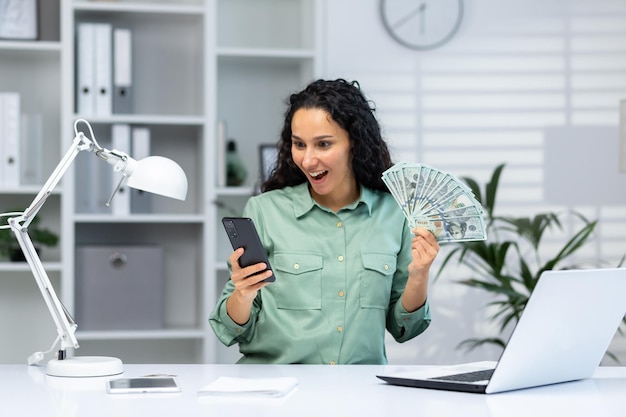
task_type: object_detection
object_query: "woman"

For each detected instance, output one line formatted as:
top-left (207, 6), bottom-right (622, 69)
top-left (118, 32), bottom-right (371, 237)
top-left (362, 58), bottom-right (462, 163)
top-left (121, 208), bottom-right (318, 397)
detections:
top-left (209, 79), bottom-right (439, 364)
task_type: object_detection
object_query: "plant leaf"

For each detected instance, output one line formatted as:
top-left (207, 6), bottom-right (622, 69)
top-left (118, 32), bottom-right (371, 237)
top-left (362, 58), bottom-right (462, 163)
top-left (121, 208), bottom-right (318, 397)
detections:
top-left (484, 163), bottom-right (505, 218)
top-left (540, 220), bottom-right (597, 273)
top-left (457, 337), bottom-right (506, 352)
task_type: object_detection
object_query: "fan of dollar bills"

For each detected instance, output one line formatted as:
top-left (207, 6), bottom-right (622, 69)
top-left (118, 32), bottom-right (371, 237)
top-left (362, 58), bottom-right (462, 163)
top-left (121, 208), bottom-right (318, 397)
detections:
top-left (382, 162), bottom-right (487, 243)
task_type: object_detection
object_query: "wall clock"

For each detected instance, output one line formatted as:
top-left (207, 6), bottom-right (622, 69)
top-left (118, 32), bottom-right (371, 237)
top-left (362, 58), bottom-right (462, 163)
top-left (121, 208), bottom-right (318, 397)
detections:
top-left (380, 0), bottom-right (464, 51)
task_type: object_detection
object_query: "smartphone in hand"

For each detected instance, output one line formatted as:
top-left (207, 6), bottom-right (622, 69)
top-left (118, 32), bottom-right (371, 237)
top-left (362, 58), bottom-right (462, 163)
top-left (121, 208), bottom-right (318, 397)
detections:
top-left (222, 217), bottom-right (275, 282)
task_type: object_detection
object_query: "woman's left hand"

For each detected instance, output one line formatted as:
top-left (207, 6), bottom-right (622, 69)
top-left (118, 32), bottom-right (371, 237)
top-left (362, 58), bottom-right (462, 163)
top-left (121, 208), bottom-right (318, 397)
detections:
top-left (409, 227), bottom-right (440, 276)
top-left (401, 227), bottom-right (440, 312)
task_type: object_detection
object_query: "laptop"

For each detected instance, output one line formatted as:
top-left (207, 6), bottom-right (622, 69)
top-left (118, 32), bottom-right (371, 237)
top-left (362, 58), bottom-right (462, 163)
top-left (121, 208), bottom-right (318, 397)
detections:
top-left (377, 268), bottom-right (626, 394)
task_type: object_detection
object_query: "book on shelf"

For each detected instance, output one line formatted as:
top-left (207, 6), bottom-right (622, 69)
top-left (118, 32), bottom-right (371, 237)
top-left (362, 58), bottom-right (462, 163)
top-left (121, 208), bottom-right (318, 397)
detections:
top-left (0, 92), bottom-right (21, 188)
top-left (19, 113), bottom-right (42, 186)
top-left (94, 23), bottom-right (113, 116)
top-left (130, 126), bottom-right (152, 214)
top-left (0, 94), bottom-right (40, 188)
top-left (216, 120), bottom-right (227, 187)
top-left (113, 27), bottom-right (133, 114)
top-left (111, 124), bottom-right (131, 216)
top-left (76, 22), bottom-right (96, 115)
top-left (74, 127), bottom-right (111, 214)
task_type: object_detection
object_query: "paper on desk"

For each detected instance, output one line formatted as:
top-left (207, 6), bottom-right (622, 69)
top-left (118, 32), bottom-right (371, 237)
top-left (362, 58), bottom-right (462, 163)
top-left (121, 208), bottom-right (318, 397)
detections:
top-left (198, 376), bottom-right (298, 398)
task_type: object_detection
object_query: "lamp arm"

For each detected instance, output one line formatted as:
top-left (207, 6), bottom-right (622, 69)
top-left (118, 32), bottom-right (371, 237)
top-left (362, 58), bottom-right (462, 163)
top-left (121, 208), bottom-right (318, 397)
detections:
top-left (21, 131), bottom-right (94, 228)
top-left (9, 217), bottom-right (79, 353)
top-left (8, 127), bottom-right (99, 362)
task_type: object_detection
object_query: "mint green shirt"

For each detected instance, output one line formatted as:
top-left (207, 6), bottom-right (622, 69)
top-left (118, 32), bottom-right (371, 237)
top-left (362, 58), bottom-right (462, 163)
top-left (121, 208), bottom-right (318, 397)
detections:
top-left (209, 183), bottom-right (431, 364)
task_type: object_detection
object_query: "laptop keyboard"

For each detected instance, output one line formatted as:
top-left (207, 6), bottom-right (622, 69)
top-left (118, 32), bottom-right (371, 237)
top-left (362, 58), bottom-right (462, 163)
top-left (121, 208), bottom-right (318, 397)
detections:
top-left (428, 368), bottom-right (495, 383)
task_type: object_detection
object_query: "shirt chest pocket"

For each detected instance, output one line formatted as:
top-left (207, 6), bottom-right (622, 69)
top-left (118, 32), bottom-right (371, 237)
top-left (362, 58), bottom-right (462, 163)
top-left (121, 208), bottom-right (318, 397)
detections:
top-left (273, 253), bottom-right (323, 310)
top-left (360, 253), bottom-right (396, 309)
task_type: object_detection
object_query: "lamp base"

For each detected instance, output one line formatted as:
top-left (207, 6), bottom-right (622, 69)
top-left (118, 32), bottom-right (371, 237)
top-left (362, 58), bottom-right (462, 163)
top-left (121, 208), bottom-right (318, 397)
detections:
top-left (46, 356), bottom-right (124, 377)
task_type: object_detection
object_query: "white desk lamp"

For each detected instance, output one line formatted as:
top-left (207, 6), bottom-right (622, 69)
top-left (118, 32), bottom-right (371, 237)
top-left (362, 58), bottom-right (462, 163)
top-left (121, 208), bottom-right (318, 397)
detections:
top-left (3, 119), bottom-right (188, 377)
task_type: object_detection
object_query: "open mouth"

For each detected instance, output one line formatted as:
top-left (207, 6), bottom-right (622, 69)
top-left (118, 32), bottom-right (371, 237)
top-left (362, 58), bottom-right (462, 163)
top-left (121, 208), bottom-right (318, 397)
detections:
top-left (310, 170), bottom-right (328, 180)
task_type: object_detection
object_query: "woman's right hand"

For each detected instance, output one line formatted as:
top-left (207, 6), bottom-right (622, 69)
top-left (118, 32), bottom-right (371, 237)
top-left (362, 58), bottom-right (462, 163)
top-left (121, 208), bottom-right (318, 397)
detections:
top-left (226, 247), bottom-right (273, 324)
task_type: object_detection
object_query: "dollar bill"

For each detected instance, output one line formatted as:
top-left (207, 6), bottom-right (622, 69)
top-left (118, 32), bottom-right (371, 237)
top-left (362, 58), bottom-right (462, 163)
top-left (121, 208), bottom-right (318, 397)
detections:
top-left (382, 162), bottom-right (487, 243)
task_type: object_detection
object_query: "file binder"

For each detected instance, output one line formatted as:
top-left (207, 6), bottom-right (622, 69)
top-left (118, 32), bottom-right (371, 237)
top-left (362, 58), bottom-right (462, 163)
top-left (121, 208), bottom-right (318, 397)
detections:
top-left (0, 93), bottom-right (21, 187)
top-left (618, 99), bottom-right (626, 173)
top-left (111, 124), bottom-right (131, 215)
top-left (113, 27), bottom-right (133, 114)
top-left (0, 95), bottom-right (4, 185)
top-left (74, 143), bottom-right (110, 214)
top-left (130, 127), bottom-right (152, 213)
top-left (76, 23), bottom-right (96, 115)
top-left (19, 113), bottom-right (43, 185)
top-left (94, 23), bottom-right (113, 116)
top-left (216, 120), bottom-right (227, 187)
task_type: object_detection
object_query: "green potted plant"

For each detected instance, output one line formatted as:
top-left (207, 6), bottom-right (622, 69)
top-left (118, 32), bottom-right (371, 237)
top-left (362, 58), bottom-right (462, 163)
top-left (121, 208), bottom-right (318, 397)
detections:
top-left (0, 209), bottom-right (59, 262)
top-left (437, 163), bottom-right (625, 358)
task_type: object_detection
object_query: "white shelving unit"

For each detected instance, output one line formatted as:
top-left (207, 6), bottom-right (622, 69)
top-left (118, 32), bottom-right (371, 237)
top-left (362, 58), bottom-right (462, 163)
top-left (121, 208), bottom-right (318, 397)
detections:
top-left (64, 0), bottom-right (208, 364)
top-left (0, 0), bottom-right (321, 365)
top-left (0, 0), bottom-right (63, 364)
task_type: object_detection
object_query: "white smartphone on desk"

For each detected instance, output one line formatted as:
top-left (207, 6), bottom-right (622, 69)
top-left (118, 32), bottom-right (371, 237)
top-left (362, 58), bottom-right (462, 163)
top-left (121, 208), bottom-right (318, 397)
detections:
top-left (107, 377), bottom-right (181, 394)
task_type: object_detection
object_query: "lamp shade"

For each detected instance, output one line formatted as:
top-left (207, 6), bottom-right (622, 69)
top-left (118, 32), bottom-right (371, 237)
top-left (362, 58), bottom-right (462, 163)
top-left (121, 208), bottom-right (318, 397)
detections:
top-left (126, 156), bottom-right (188, 201)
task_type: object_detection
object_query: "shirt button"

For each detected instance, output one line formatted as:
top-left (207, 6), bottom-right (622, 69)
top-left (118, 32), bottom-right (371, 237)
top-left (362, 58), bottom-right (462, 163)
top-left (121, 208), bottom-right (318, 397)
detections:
top-left (337, 221), bottom-right (342, 228)
top-left (338, 291), bottom-right (345, 297)
top-left (338, 255), bottom-right (344, 262)
top-left (384, 264), bottom-right (389, 270)
top-left (337, 326), bottom-right (343, 332)
top-left (293, 263), bottom-right (300, 270)
top-left (329, 361), bottom-right (336, 365)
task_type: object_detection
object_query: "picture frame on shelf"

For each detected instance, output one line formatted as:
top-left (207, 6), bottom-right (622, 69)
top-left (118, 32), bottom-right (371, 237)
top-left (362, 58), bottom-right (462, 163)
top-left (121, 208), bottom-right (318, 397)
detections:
top-left (0, 0), bottom-right (38, 40)
top-left (259, 144), bottom-right (278, 183)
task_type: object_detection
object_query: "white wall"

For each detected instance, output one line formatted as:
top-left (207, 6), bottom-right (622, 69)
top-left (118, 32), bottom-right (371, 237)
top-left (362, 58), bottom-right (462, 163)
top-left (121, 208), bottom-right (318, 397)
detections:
top-left (324, 0), bottom-right (626, 365)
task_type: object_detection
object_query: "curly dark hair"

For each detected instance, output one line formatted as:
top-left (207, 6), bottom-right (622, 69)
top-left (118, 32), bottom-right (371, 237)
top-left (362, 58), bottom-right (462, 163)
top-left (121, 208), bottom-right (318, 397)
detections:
top-left (261, 78), bottom-right (393, 193)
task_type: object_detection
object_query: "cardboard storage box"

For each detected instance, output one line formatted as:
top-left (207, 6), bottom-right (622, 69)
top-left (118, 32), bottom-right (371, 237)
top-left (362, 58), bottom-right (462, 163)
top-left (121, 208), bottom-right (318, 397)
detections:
top-left (75, 245), bottom-right (164, 330)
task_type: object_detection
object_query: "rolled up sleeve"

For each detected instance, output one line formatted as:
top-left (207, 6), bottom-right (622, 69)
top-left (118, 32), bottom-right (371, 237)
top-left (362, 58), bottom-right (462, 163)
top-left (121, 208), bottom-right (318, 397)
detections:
top-left (388, 298), bottom-right (431, 342)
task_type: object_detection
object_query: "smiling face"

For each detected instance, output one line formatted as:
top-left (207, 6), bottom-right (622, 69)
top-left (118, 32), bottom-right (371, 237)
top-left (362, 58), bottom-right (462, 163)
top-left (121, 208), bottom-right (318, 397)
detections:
top-left (290, 107), bottom-right (359, 212)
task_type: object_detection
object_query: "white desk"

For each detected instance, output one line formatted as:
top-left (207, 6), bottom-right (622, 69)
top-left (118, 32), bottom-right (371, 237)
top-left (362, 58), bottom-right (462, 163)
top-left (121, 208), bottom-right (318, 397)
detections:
top-left (2, 364), bottom-right (625, 417)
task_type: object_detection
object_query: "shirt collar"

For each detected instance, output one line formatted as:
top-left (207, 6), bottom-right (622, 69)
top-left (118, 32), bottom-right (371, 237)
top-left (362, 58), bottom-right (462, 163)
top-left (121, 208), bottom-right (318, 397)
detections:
top-left (291, 183), bottom-right (375, 218)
